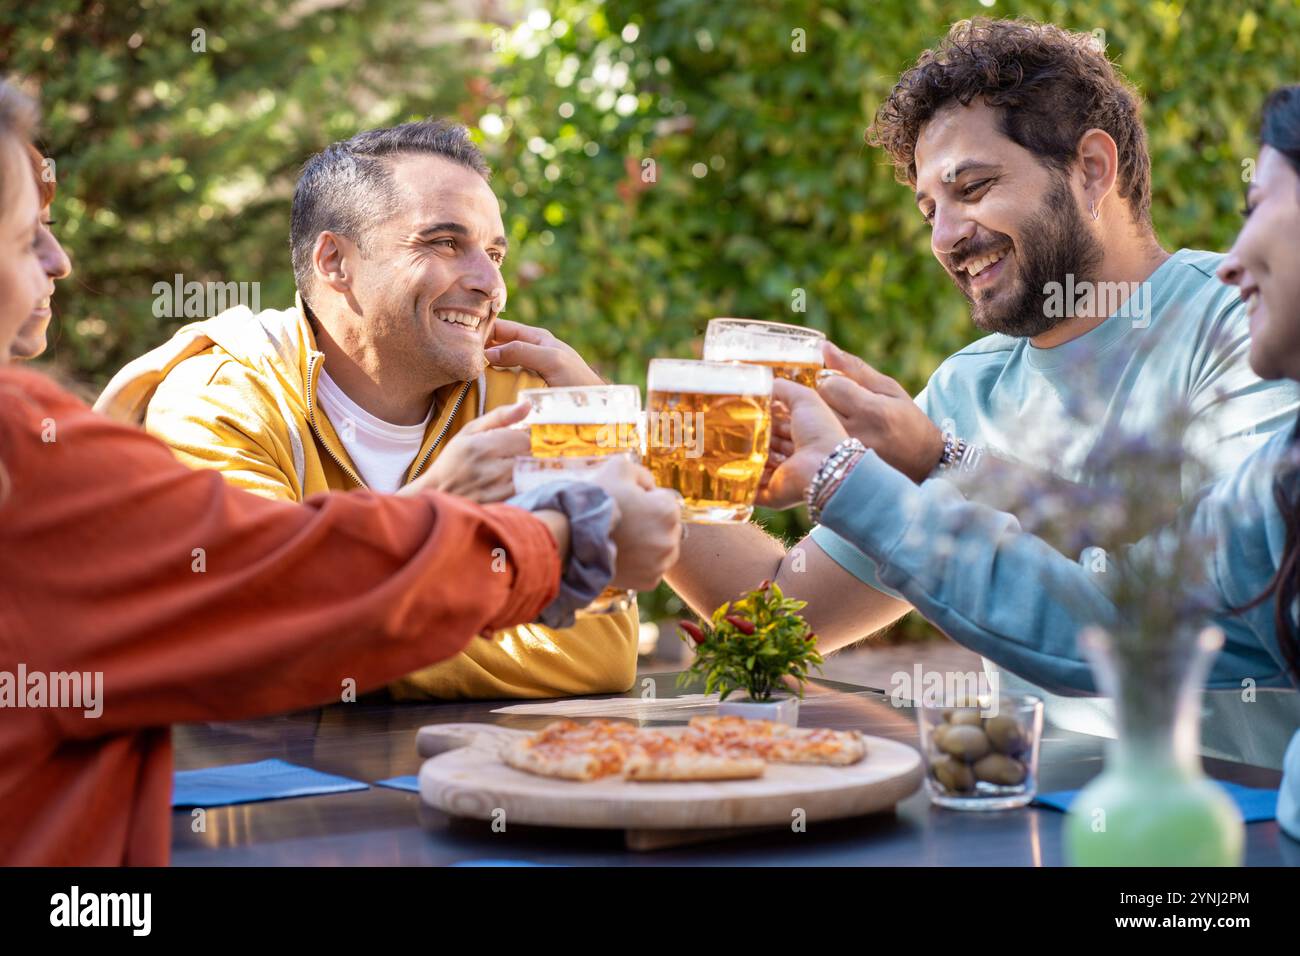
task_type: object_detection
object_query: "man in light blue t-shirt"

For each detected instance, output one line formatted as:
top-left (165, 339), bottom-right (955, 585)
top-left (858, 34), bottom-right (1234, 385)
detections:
top-left (664, 19), bottom-right (1300, 767)
top-left (806, 247), bottom-right (1300, 768)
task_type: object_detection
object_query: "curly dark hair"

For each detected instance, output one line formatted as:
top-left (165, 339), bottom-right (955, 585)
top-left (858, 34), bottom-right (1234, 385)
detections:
top-left (867, 18), bottom-right (1153, 229)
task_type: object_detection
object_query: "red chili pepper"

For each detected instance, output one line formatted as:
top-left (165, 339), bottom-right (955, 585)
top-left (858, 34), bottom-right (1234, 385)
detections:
top-left (757, 579), bottom-right (772, 591)
top-left (805, 632), bottom-right (818, 643)
top-left (678, 620), bottom-right (707, 644)
top-left (724, 614), bottom-right (756, 635)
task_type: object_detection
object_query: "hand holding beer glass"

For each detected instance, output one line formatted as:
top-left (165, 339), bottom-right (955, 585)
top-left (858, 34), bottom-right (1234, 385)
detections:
top-left (517, 384), bottom-right (643, 458)
top-left (515, 384), bottom-right (645, 614)
top-left (703, 318), bottom-right (829, 494)
top-left (702, 318), bottom-right (827, 386)
top-left (645, 358), bottom-right (773, 523)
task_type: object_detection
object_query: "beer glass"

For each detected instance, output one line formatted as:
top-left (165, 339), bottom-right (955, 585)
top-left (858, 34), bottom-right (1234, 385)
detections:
top-left (512, 452), bottom-right (637, 616)
top-left (702, 318), bottom-right (826, 387)
top-left (645, 358), bottom-right (773, 523)
top-left (517, 385), bottom-right (642, 459)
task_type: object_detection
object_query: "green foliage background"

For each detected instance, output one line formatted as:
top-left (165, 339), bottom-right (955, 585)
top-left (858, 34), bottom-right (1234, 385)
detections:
top-left (8, 0), bottom-right (1298, 633)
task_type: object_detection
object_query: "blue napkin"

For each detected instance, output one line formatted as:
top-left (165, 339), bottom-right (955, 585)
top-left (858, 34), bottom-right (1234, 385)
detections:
top-left (172, 758), bottom-right (368, 807)
top-left (1034, 780), bottom-right (1278, 823)
top-left (374, 775), bottom-right (421, 793)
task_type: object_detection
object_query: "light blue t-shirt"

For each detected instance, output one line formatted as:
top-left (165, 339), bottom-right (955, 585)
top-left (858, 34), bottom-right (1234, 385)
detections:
top-left (812, 249), bottom-right (1300, 767)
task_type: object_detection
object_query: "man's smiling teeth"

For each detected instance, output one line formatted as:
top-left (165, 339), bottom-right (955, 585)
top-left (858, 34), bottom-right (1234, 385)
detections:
top-left (963, 249), bottom-right (1008, 277)
top-left (435, 310), bottom-right (483, 329)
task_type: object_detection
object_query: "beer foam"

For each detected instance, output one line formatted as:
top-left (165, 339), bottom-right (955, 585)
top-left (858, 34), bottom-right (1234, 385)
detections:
top-left (513, 467), bottom-right (592, 493)
top-left (647, 359), bottom-right (773, 395)
top-left (527, 405), bottom-right (639, 424)
top-left (513, 454), bottom-right (624, 492)
top-left (521, 386), bottom-right (640, 423)
top-left (704, 336), bottom-right (823, 364)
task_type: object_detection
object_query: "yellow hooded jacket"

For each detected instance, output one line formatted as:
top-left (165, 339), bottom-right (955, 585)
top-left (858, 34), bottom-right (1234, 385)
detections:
top-left (94, 300), bottom-right (639, 700)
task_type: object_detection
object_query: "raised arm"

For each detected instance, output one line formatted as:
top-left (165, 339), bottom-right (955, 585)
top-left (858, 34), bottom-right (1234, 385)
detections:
top-left (1, 370), bottom-right (563, 737)
top-left (764, 377), bottom-right (1296, 695)
top-left (665, 523), bottom-right (911, 651)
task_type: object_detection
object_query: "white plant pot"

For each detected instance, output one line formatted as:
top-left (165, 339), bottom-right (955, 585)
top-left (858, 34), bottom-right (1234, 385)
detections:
top-left (717, 695), bottom-right (799, 726)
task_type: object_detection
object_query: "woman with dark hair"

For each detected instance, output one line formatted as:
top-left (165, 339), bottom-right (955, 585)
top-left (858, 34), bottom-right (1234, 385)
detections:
top-left (0, 80), bottom-right (683, 864)
top-left (1219, 86), bottom-right (1300, 687)
top-left (764, 85), bottom-right (1300, 840)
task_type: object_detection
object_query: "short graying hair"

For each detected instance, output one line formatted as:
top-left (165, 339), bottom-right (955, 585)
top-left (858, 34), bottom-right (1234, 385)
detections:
top-left (289, 119), bottom-right (490, 300)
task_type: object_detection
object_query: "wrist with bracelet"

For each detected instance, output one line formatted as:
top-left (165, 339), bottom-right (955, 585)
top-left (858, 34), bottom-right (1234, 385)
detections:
top-left (937, 433), bottom-right (969, 471)
top-left (806, 437), bottom-right (867, 525)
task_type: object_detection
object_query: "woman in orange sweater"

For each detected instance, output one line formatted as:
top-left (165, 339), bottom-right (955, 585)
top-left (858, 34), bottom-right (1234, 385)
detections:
top-left (0, 83), bottom-right (682, 865)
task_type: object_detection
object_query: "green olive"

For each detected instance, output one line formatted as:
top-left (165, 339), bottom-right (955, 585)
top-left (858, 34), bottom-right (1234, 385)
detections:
top-left (973, 753), bottom-right (1027, 786)
top-left (930, 722), bottom-right (951, 749)
top-left (984, 715), bottom-right (1027, 755)
top-left (938, 724), bottom-right (991, 762)
top-left (949, 709), bottom-right (984, 727)
top-left (931, 755), bottom-right (975, 793)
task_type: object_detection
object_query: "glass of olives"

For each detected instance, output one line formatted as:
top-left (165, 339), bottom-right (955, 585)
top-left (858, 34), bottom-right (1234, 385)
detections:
top-left (918, 695), bottom-right (1043, 810)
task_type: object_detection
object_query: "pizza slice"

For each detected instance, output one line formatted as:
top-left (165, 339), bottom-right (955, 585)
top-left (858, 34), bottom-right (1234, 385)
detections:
top-left (622, 730), bottom-right (765, 782)
top-left (501, 719), bottom-right (639, 781)
top-left (500, 719), bottom-right (768, 782)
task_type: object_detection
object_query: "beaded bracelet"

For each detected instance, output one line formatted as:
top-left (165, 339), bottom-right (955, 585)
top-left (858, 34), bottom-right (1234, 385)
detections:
top-left (806, 438), bottom-right (867, 524)
top-left (938, 434), bottom-right (969, 471)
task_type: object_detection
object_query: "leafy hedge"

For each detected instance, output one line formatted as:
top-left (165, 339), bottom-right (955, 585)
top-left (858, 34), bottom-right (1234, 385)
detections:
top-left (10, 0), bottom-right (1296, 631)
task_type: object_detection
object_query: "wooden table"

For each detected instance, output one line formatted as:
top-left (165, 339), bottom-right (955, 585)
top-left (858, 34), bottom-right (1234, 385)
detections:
top-left (170, 673), bottom-right (1300, 866)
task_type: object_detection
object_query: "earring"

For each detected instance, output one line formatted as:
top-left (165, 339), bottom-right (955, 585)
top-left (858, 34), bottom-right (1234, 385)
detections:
top-left (1089, 199), bottom-right (1100, 221)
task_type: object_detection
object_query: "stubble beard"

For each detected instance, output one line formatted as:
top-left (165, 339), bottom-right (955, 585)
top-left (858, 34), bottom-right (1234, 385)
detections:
top-left (963, 178), bottom-right (1106, 339)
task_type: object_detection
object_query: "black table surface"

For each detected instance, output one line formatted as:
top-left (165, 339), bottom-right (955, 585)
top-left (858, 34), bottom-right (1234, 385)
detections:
top-left (170, 673), bottom-right (1300, 866)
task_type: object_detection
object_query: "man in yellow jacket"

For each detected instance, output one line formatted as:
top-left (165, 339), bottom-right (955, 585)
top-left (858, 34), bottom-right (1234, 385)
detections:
top-left (95, 119), bottom-right (640, 700)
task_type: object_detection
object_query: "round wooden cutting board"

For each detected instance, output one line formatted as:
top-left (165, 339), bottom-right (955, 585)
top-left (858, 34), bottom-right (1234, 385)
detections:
top-left (416, 722), bottom-right (923, 843)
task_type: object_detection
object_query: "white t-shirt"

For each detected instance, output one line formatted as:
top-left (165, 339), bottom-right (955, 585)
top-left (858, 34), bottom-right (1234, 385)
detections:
top-left (315, 369), bottom-right (433, 493)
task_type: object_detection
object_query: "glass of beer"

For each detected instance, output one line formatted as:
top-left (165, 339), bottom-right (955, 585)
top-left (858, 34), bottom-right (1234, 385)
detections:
top-left (518, 385), bottom-right (642, 459)
top-left (645, 358), bottom-right (773, 523)
top-left (702, 318), bottom-right (826, 386)
top-left (512, 452), bottom-right (637, 616)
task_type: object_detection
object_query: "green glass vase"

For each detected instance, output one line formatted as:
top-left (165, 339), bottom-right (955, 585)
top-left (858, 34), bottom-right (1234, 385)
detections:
top-left (1064, 626), bottom-right (1244, 867)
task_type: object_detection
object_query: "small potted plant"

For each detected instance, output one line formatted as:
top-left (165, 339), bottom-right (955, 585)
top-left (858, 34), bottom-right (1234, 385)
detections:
top-left (677, 580), bottom-right (823, 725)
